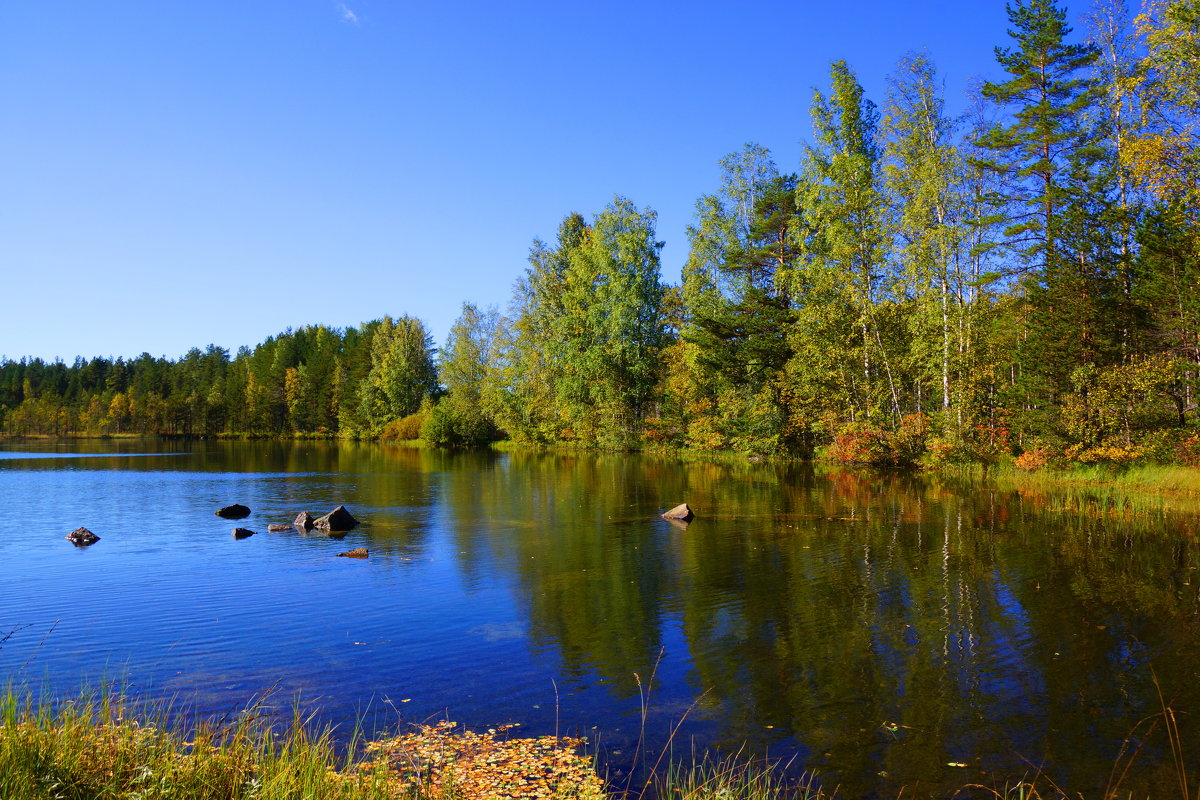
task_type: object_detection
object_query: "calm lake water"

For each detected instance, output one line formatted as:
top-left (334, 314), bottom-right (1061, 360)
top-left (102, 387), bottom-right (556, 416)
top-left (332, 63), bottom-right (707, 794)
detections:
top-left (2, 439), bottom-right (1199, 798)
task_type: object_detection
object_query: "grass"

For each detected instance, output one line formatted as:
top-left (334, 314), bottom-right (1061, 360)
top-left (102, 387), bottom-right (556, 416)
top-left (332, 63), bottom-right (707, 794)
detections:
top-left (6, 684), bottom-right (1188, 800)
top-left (0, 686), bottom-right (382, 799)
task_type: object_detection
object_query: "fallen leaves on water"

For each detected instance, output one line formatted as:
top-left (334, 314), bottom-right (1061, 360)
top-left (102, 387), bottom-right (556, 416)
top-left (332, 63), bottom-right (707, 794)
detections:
top-left (347, 720), bottom-right (605, 799)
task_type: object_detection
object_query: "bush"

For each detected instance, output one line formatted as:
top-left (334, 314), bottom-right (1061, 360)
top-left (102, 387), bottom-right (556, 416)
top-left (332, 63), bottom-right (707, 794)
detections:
top-left (380, 411), bottom-right (428, 440)
top-left (889, 413), bottom-right (931, 465)
top-left (421, 397), bottom-right (495, 448)
top-left (1175, 433), bottom-right (1200, 467)
top-left (825, 422), bottom-right (891, 466)
top-left (825, 415), bottom-right (931, 468)
top-left (1062, 442), bottom-right (1144, 466)
top-left (921, 435), bottom-right (977, 468)
top-left (1014, 447), bottom-right (1051, 472)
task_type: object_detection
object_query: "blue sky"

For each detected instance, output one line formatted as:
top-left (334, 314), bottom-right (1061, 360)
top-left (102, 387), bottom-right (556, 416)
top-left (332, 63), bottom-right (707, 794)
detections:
top-left (1, 0), bottom-right (1042, 362)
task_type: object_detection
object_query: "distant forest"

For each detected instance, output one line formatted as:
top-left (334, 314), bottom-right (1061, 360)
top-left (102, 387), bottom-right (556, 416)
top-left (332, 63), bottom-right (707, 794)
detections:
top-left (3, 0), bottom-right (1199, 469)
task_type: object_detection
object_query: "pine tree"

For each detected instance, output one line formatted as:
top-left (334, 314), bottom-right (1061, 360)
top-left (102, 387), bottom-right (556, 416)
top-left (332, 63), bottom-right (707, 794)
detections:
top-left (681, 145), bottom-right (799, 452)
top-left (977, 0), bottom-right (1119, 419)
top-left (976, 0), bottom-right (1101, 273)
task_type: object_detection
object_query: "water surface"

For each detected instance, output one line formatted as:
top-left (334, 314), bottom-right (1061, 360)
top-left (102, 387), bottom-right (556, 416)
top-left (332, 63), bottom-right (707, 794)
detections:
top-left (2, 440), bottom-right (1198, 798)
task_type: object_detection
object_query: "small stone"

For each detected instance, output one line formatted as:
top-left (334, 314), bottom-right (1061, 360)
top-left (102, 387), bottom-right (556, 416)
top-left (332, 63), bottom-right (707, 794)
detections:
top-left (232, 528), bottom-right (255, 539)
top-left (267, 524), bottom-right (293, 532)
top-left (337, 547), bottom-right (368, 558)
top-left (661, 503), bottom-right (695, 522)
top-left (66, 527), bottom-right (100, 546)
top-left (294, 511), bottom-right (316, 531)
top-left (314, 505), bottom-right (359, 532)
top-left (216, 504), bottom-right (251, 519)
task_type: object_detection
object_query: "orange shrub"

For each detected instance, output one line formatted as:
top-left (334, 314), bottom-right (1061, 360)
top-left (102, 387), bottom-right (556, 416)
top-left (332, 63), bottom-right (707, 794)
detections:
top-left (826, 423), bottom-right (891, 465)
top-left (1014, 447), bottom-right (1050, 472)
top-left (380, 411), bottom-right (427, 440)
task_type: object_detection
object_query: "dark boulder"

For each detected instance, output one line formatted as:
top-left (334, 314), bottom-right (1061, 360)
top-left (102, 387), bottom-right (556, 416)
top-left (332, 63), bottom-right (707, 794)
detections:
top-left (337, 547), bottom-right (369, 559)
top-left (294, 511), bottom-right (316, 532)
top-left (267, 523), bottom-right (293, 532)
top-left (314, 505), bottom-right (359, 532)
top-left (216, 504), bottom-right (251, 519)
top-left (66, 527), bottom-right (100, 546)
top-left (661, 503), bottom-right (695, 522)
top-left (231, 528), bottom-right (256, 539)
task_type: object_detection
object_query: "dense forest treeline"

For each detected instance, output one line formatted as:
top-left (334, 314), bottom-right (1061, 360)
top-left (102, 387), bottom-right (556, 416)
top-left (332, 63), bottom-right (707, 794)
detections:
top-left (3, 0), bottom-right (1199, 469)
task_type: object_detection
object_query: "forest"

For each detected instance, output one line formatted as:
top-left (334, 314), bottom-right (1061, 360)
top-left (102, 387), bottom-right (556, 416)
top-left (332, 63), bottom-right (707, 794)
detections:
top-left (2, 0), bottom-right (1198, 470)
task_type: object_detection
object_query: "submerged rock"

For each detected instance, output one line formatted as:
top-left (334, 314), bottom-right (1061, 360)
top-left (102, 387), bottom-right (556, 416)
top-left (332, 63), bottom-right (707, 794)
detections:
top-left (294, 511), bottom-right (316, 532)
top-left (231, 527), bottom-right (255, 539)
top-left (66, 527), bottom-right (100, 546)
top-left (314, 505), bottom-right (359, 532)
top-left (216, 504), bottom-right (251, 519)
top-left (661, 503), bottom-right (695, 523)
top-left (267, 523), bottom-right (293, 532)
top-left (337, 547), bottom-right (368, 559)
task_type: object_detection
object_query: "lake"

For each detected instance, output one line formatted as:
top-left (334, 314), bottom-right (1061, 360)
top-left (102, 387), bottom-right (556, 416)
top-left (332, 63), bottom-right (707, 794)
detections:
top-left (2, 439), bottom-right (1198, 798)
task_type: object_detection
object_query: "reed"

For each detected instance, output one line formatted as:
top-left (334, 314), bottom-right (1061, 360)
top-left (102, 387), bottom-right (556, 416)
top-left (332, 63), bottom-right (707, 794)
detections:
top-left (953, 462), bottom-right (1200, 522)
top-left (636, 750), bottom-right (824, 800)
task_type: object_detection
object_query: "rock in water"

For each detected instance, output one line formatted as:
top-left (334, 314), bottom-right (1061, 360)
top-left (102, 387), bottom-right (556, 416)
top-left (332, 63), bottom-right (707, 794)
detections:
top-left (66, 527), bottom-right (100, 546)
top-left (294, 511), bottom-right (316, 531)
top-left (661, 503), bottom-right (695, 522)
top-left (267, 523), bottom-right (293, 532)
top-left (216, 504), bottom-right (251, 519)
top-left (314, 505), bottom-right (359, 532)
top-left (232, 528), bottom-right (255, 539)
top-left (337, 547), bottom-right (368, 558)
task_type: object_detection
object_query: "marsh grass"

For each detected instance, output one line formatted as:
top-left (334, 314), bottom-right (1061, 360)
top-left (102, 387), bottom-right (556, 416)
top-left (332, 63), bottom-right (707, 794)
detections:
top-left (995, 463), bottom-right (1200, 494)
top-left (979, 464), bottom-right (1200, 520)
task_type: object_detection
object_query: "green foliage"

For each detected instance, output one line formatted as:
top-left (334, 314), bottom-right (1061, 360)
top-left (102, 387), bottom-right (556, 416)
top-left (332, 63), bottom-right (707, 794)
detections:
top-left (976, 0), bottom-right (1101, 270)
top-left (355, 315), bottom-right (439, 436)
top-left (1128, 0), bottom-right (1200, 206)
top-left (439, 303), bottom-right (498, 405)
top-left (421, 396), bottom-right (495, 448)
top-left (1058, 354), bottom-right (1186, 446)
top-left (485, 198), bottom-right (668, 450)
top-left (679, 144), bottom-right (799, 453)
top-left (793, 60), bottom-right (894, 424)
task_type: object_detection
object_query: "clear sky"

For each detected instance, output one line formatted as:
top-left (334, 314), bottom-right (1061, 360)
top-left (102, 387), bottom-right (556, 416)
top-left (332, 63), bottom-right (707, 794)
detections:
top-left (1, 0), bottom-right (1053, 363)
